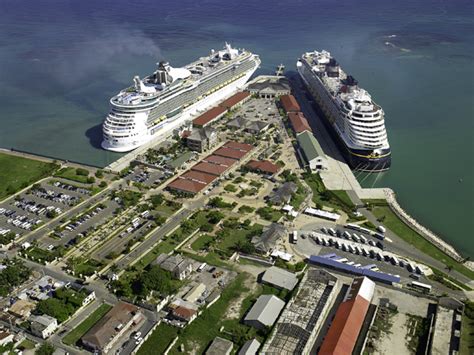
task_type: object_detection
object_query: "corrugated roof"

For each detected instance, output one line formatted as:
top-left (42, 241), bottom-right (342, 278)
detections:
top-left (238, 339), bottom-right (261, 355)
top-left (167, 177), bottom-right (207, 194)
top-left (219, 91), bottom-right (250, 109)
top-left (319, 295), bottom-right (370, 355)
top-left (246, 160), bottom-right (280, 174)
top-left (181, 170), bottom-right (217, 184)
top-left (244, 294), bottom-right (285, 327)
top-left (288, 112), bottom-right (312, 133)
top-left (280, 95), bottom-right (301, 112)
top-left (191, 162), bottom-right (228, 176)
top-left (193, 106), bottom-right (227, 127)
top-left (262, 266), bottom-right (298, 291)
top-left (203, 155), bottom-right (238, 167)
top-left (297, 131), bottom-right (325, 162)
top-left (213, 147), bottom-right (248, 160)
top-left (223, 141), bottom-right (254, 152)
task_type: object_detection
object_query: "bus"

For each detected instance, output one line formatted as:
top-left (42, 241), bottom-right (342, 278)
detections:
top-left (410, 281), bottom-right (432, 293)
top-left (291, 231), bottom-right (298, 244)
top-left (197, 263), bottom-right (207, 272)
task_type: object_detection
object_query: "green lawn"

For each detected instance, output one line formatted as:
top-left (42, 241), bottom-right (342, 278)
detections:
top-left (372, 206), bottom-right (474, 279)
top-left (137, 323), bottom-right (178, 355)
top-left (331, 190), bottom-right (355, 209)
top-left (62, 303), bottom-right (112, 346)
top-left (18, 338), bottom-right (36, 350)
top-left (168, 274), bottom-right (251, 354)
top-left (0, 153), bottom-right (59, 201)
top-left (460, 312), bottom-right (474, 355)
top-left (191, 234), bottom-right (215, 251)
top-left (54, 167), bottom-right (91, 184)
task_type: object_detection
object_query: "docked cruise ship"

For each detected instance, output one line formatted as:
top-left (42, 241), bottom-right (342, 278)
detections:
top-left (297, 50), bottom-right (391, 171)
top-left (102, 43), bottom-right (260, 152)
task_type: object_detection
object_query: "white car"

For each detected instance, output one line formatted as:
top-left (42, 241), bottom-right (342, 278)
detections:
top-left (135, 337), bottom-right (143, 345)
top-left (133, 331), bottom-right (142, 340)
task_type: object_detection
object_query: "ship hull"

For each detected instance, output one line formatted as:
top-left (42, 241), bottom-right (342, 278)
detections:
top-left (298, 67), bottom-right (391, 172)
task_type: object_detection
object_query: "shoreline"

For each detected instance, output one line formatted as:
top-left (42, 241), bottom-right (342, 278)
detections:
top-left (383, 188), bottom-right (473, 271)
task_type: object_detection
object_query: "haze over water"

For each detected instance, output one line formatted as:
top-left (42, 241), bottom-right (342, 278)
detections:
top-left (0, 0), bottom-right (473, 257)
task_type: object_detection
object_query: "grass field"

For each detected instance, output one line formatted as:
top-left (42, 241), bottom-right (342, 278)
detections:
top-left (0, 153), bottom-right (59, 201)
top-left (191, 234), bottom-right (214, 251)
top-left (62, 303), bottom-right (112, 346)
top-left (137, 323), bottom-right (178, 355)
top-left (372, 205), bottom-right (474, 279)
top-left (54, 167), bottom-right (91, 184)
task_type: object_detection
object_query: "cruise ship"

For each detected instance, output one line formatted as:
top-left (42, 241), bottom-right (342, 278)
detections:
top-left (297, 50), bottom-right (391, 172)
top-left (102, 43), bottom-right (260, 152)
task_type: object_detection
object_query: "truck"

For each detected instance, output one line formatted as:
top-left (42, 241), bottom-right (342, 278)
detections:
top-left (377, 225), bottom-right (387, 234)
top-left (291, 231), bottom-right (298, 244)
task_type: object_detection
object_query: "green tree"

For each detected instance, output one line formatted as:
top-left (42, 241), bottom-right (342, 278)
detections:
top-left (36, 342), bottom-right (55, 355)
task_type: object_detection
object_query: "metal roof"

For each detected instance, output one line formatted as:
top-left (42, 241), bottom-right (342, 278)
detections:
top-left (238, 339), bottom-right (261, 355)
top-left (308, 255), bottom-right (400, 284)
top-left (244, 294), bottom-right (285, 327)
top-left (262, 266), bottom-right (298, 291)
top-left (296, 131), bottom-right (325, 162)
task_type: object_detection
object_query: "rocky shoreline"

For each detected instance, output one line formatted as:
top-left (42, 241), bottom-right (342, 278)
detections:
top-left (383, 188), bottom-right (473, 272)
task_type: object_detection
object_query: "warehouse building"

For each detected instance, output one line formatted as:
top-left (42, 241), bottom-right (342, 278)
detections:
top-left (246, 160), bottom-right (280, 176)
top-left (219, 91), bottom-right (251, 110)
top-left (296, 131), bottom-right (328, 171)
top-left (193, 106), bottom-right (228, 128)
top-left (244, 294), bottom-right (285, 329)
top-left (319, 277), bottom-right (375, 355)
top-left (238, 339), bottom-right (261, 355)
top-left (247, 76), bottom-right (291, 99)
top-left (280, 94), bottom-right (301, 113)
top-left (186, 127), bottom-right (217, 153)
top-left (288, 111), bottom-right (312, 134)
top-left (206, 337), bottom-right (234, 355)
top-left (261, 266), bottom-right (298, 291)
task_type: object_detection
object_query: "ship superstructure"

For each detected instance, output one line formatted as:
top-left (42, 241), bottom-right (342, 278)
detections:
top-left (297, 50), bottom-right (391, 171)
top-left (102, 43), bottom-right (260, 152)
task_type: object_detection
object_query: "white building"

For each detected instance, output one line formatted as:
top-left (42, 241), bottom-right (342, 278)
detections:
top-left (30, 315), bottom-right (58, 339)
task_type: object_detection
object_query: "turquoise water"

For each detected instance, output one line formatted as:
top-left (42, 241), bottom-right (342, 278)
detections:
top-left (0, 0), bottom-right (473, 257)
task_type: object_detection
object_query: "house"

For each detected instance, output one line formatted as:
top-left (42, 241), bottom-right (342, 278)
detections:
top-left (170, 306), bottom-right (197, 323)
top-left (30, 315), bottom-right (58, 339)
top-left (206, 337), bottom-right (234, 355)
top-left (81, 302), bottom-right (143, 354)
top-left (186, 127), bottom-right (218, 153)
top-left (251, 223), bottom-right (287, 255)
top-left (245, 120), bottom-right (271, 135)
top-left (261, 266), bottom-right (298, 291)
top-left (244, 295), bottom-right (285, 329)
top-left (296, 131), bottom-right (328, 171)
top-left (0, 331), bottom-right (14, 346)
top-left (154, 253), bottom-right (193, 280)
top-left (227, 116), bottom-right (248, 130)
top-left (247, 76), bottom-right (291, 99)
top-left (184, 283), bottom-right (206, 303)
top-left (268, 182), bottom-right (297, 205)
top-left (8, 299), bottom-right (36, 320)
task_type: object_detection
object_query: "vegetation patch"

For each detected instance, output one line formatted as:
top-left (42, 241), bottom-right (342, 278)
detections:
top-left (62, 303), bottom-right (112, 346)
top-left (35, 288), bottom-right (88, 323)
top-left (0, 153), bottom-right (59, 201)
top-left (137, 323), bottom-right (178, 355)
top-left (256, 207), bottom-right (283, 222)
top-left (54, 167), bottom-right (94, 184)
top-left (0, 259), bottom-right (31, 297)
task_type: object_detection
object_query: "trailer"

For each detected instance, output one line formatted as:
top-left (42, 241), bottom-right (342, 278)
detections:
top-left (391, 256), bottom-right (399, 265)
top-left (374, 232), bottom-right (385, 241)
top-left (321, 227), bottom-right (328, 234)
top-left (359, 235), bottom-right (367, 244)
top-left (377, 225), bottom-right (387, 234)
top-left (328, 228), bottom-right (336, 236)
top-left (343, 231), bottom-right (351, 239)
top-left (291, 231), bottom-right (298, 244)
top-left (352, 234), bottom-right (360, 243)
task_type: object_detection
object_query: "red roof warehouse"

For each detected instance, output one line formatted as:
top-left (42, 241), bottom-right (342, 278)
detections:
top-left (280, 94), bottom-right (301, 113)
top-left (219, 91), bottom-right (251, 110)
top-left (203, 155), bottom-right (238, 167)
top-left (213, 147), bottom-right (248, 160)
top-left (223, 141), bottom-right (254, 152)
top-left (191, 162), bottom-right (228, 176)
top-left (288, 112), bottom-right (312, 134)
top-left (192, 106), bottom-right (228, 127)
top-left (319, 277), bottom-right (375, 355)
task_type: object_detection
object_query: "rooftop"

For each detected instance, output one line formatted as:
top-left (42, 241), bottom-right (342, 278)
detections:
top-left (213, 147), bottom-right (248, 160)
top-left (268, 182), bottom-right (298, 205)
top-left (297, 131), bottom-right (325, 161)
top-left (238, 339), bottom-right (261, 355)
top-left (203, 154), bottom-right (238, 167)
top-left (187, 127), bottom-right (216, 142)
top-left (246, 160), bottom-right (280, 175)
top-left (261, 266), bottom-right (298, 291)
top-left (247, 76), bottom-right (291, 93)
top-left (181, 170), bottom-right (217, 184)
top-left (206, 337), bottom-right (234, 355)
top-left (82, 302), bottom-right (140, 350)
top-left (280, 94), bottom-right (301, 113)
top-left (192, 161), bottom-right (229, 176)
top-left (193, 106), bottom-right (228, 127)
top-left (219, 91), bottom-right (250, 109)
top-left (168, 177), bottom-right (207, 194)
top-left (288, 111), bottom-right (312, 133)
top-left (167, 151), bottom-right (197, 169)
top-left (223, 141), bottom-right (254, 152)
top-left (244, 294), bottom-right (285, 328)
top-left (252, 223), bottom-right (287, 254)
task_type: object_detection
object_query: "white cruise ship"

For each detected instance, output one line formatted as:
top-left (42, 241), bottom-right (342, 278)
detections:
top-left (102, 43), bottom-right (260, 152)
top-left (297, 50), bottom-right (391, 172)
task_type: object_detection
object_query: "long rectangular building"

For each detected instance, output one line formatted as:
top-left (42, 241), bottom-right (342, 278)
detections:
top-left (319, 277), bottom-right (375, 355)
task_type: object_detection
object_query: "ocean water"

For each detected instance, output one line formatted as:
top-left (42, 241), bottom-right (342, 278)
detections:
top-left (0, 0), bottom-right (473, 257)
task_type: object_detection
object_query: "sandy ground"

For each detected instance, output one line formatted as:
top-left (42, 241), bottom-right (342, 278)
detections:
top-left (375, 312), bottom-right (412, 355)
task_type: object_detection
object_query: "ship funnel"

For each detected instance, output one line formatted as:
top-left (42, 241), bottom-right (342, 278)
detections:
top-left (154, 61), bottom-right (172, 85)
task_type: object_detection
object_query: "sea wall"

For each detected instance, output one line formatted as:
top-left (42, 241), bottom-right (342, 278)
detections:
top-left (383, 188), bottom-right (472, 270)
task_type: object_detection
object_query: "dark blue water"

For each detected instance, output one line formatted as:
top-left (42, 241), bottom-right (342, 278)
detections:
top-left (0, 0), bottom-right (473, 257)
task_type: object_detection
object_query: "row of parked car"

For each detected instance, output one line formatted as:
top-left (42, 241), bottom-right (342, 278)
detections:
top-left (31, 187), bottom-right (79, 206)
top-left (64, 205), bottom-right (104, 232)
top-left (0, 208), bottom-right (42, 231)
top-left (53, 181), bottom-right (91, 195)
top-left (13, 198), bottom-right (62, 217)
top-left (320, 227), bottom-right (383, 249)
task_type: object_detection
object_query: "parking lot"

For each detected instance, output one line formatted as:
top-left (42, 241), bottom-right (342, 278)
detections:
top-left (124, 166), bottom-right (166, 187)
top-left (0, 179), bottom-right (89, 238)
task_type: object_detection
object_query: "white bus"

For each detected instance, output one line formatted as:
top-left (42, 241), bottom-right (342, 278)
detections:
top-left (410, 281), bottom-right (432, 293)
top-left (197, 263), bottom-right (207, 272)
